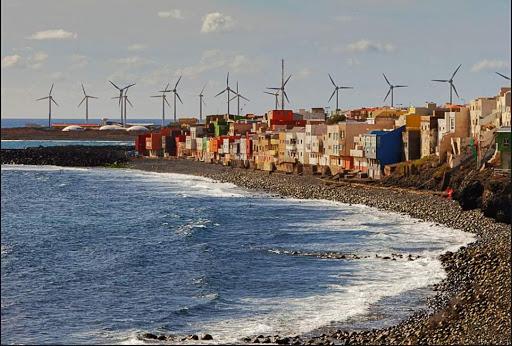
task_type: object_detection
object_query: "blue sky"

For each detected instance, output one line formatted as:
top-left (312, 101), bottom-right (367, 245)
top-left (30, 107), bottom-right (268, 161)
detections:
top-left (1, 0), bottom-right (510, 119)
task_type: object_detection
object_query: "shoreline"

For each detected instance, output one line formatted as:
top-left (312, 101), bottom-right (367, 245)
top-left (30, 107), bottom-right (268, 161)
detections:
top-left (128, 158), bottom-right (511, 345)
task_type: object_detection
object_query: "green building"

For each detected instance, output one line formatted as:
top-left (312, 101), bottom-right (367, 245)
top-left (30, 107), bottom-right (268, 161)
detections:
top-left (496, 126), bottom-right (511, 170)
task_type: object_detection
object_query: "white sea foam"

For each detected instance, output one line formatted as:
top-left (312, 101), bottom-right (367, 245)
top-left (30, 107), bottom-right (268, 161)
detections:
top-left (1, 164), bottom-right (90, 172)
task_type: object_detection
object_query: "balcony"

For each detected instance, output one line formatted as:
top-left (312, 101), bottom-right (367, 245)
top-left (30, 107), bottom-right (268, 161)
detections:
top-left (350, 149), bottom-right (364, 157)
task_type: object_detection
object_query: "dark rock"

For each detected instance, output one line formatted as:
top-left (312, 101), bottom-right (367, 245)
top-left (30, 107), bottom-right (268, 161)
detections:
top-left (201, 333), bottom-right (214, 340)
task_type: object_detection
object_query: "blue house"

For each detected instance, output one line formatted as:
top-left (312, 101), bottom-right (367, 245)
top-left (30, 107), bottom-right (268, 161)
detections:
top-left (363, 126), bottom-right (405, 179)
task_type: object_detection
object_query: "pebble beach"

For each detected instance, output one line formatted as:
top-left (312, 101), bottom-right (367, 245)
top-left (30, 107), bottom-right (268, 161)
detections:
top-left (129, 158), bottom-right (511, 345)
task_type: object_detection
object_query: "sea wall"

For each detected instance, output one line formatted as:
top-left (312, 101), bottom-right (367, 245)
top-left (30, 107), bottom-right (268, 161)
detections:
top-left (0, 146), bottom-right (133, 167)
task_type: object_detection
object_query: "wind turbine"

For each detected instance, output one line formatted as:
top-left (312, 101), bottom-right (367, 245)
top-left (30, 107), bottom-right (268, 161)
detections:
top-left (264, 90), bottom-right (280, 110)
top-left (267, 59), bottom-right (291, 110)
top-left (198, 83), bottom-right (207, 122)
top-left (215, 72), bottom-right (234, 116)
top-left (382, 73), bottom-right (407, 108)
top-left (77, 83), bottom-right (98, 123)
top-left (229, 81), bottom-right (249, 117)
top-left (122, 86), bottom-right (135, 125)
top-left (36, 83), bottom-right (59, 128)
top-left (495, 72), bottom-right (511, 81)
top-left (170, 76), bottom-right (183, 122)
top-left (432, 64), bottom-right (462, 105)
top-left (151, 83), bottom-right (171, 127)
top-left (328, 74), bottom-right (353, 111)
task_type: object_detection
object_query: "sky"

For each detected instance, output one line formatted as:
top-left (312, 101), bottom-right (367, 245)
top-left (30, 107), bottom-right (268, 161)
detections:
top-left (1, 0), bottom-right (511, 119)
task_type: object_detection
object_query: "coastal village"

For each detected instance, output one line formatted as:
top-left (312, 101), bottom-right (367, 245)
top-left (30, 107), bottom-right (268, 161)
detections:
top-left (129, 86), bottom-right (511, 180)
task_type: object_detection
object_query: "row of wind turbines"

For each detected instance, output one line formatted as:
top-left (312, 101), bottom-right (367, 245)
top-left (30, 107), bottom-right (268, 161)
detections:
top-left (36, 59), bottom-right (511, 128)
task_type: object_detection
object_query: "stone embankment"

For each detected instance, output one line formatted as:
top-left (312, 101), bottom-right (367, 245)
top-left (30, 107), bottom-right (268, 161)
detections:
top-left (1, 146), bottom-right (133, 167)
top-left (131, 158), bottom-right (511, 345)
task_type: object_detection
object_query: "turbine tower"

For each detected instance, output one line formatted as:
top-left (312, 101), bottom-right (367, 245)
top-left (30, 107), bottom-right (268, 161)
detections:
top-left (77, 83), bottom-right (98, 123)
top-left (264, 90), bottom-right (280, 110)
top-left (432, 64), bottom-right (462, 105)
top-left (109, 81), bottom-right (135, 126)
top-left (496, 72), bottom-right (511, 81)
top-left (170, 76), bottom-right (183, 122)
top-left (215, 72), bottom-right (234, 116)
top-left (328, 74), bottom-right (353, 111)
top-left (122, 86), bottom-right (134, 125)
top-left (151, 83), bottom-right (171, 127)
top-left (267, 59), bottom-right (291, 110)
top-left (382, 73), bottom-right (407, 108)
top-left (36, 83), bottom-right (59, 128)
top-left (198, 83), bottom-right (207, 122)
top-left (229, 81), bottom-right (249, 117)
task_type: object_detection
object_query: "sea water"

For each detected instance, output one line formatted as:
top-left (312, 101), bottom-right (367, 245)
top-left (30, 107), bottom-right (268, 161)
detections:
top-left (0, 165), bottom-right (475, 344)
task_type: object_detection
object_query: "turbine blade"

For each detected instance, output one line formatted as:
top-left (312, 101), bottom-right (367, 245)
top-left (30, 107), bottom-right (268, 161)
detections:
top-left (165, 97), bottom-right (171, 107)
top-left (51, 98), bottom-right (59, 106)
top-left (151, 95), bottom-right (162, 98)
top-left (49, 83), bottom-right (54, 95)
top-left (200, 82), bottom-right (207, 94)
top-left (81, 83), bottom-right (86, 96)
top-left (451, 83), bottom-right (460, 98)
top-left (395, 85), bottom-right (408, 88)
top-left (215, 89), bottom-right (227, 97)
top-left (267, 87), bottom-right (281, 90)
top-left (36, 96), bottom-right (49, 101)
top-left (174, 76), bottom-right (182, 89)
top-left (382, 73), bottom-right (391, 86)
top-left (126, 98), bottom-right (133, 108)
top-left (175, 92), bottom-right (183, 104)
top-left (431, 79), bottom-right (448, 82)
top-left (89, 96), bottom-right (99, 99)
top-left (165, 83), bottom-right (170, 91)
top-left (283, 74), bottom-right (292, 87)
top-left (496, 72), bottom-right (511, 80)
top-left (264, 91), bottom-right (275, 95)
top-left (283, 90), bottom-right (290, 103)
top-left (124, 83), bottom-right (136, 90)
top-left (240, 95), bottom-right (250, 102)
top-left (383, 88), bottom-right (391, 102)
top-left (328, 89), bottom-right (336, 102)
top-left (328, 73), bottom-right (337, 87)
top-left (78, 97), bottom-right (86, 107)
top-left (451, 64), bottom-right (462, 79)
top-left (226, 72), bottom-right (229, 86)
top-left (340, 86), bottom-right (353, 89)
top-left (230, 95), bottom-right (237, 102)
top-left (109, 80), bottom-right (121, 90)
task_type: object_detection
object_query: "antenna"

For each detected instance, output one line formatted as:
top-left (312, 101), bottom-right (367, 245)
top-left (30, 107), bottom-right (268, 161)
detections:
top-left (431, 64), bottom-right (462, 105)
top-left (36, 83), bottom-right (59, 128)
top-left (77, 83), bottom-right (98, 123)
top-left (382, 73), bottom-right (407, 108)
top-left (327, 73), bottom-right (353, 112)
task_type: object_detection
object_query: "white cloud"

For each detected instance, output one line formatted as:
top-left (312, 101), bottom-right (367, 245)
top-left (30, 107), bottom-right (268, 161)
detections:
top-left (70, 54), bottom-right (88, 69)
top-left (127, 44), bottom-right (146, 51)
top-left (201, 12), bottom-right (235, 33)
top-left (1, 54), bottom-right (22, 68)
top-left (297, 67), bottom-right (312, 79)
top-left (158, 9), bottom-right (184, 19)
top-left (346, 39), bottom-right (394, 53)
top-left (27, 29), bottom-right (77, 40)
top-left (346, 57), bottom-right (361, 66)
top-left (174, 50), bottom-right (259, 79)
top-left (471, 59), bottom-right (510, 72)
top-left (28, 51), bottom-right (48, 69)
top-left (114, 56), bottom-right (152, 68)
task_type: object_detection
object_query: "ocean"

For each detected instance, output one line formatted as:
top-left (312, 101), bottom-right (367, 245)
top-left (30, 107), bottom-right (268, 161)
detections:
top-left (1, 140), bottom-right (134, 149)
top-left (0, 164), bottom-right (474, 344)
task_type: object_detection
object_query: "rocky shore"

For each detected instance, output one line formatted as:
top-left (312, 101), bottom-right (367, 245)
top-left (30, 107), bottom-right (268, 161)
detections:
top-left (129, 158), bottom-right (511, 345)
top-left (1, 145), bottom-right (133, 167)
